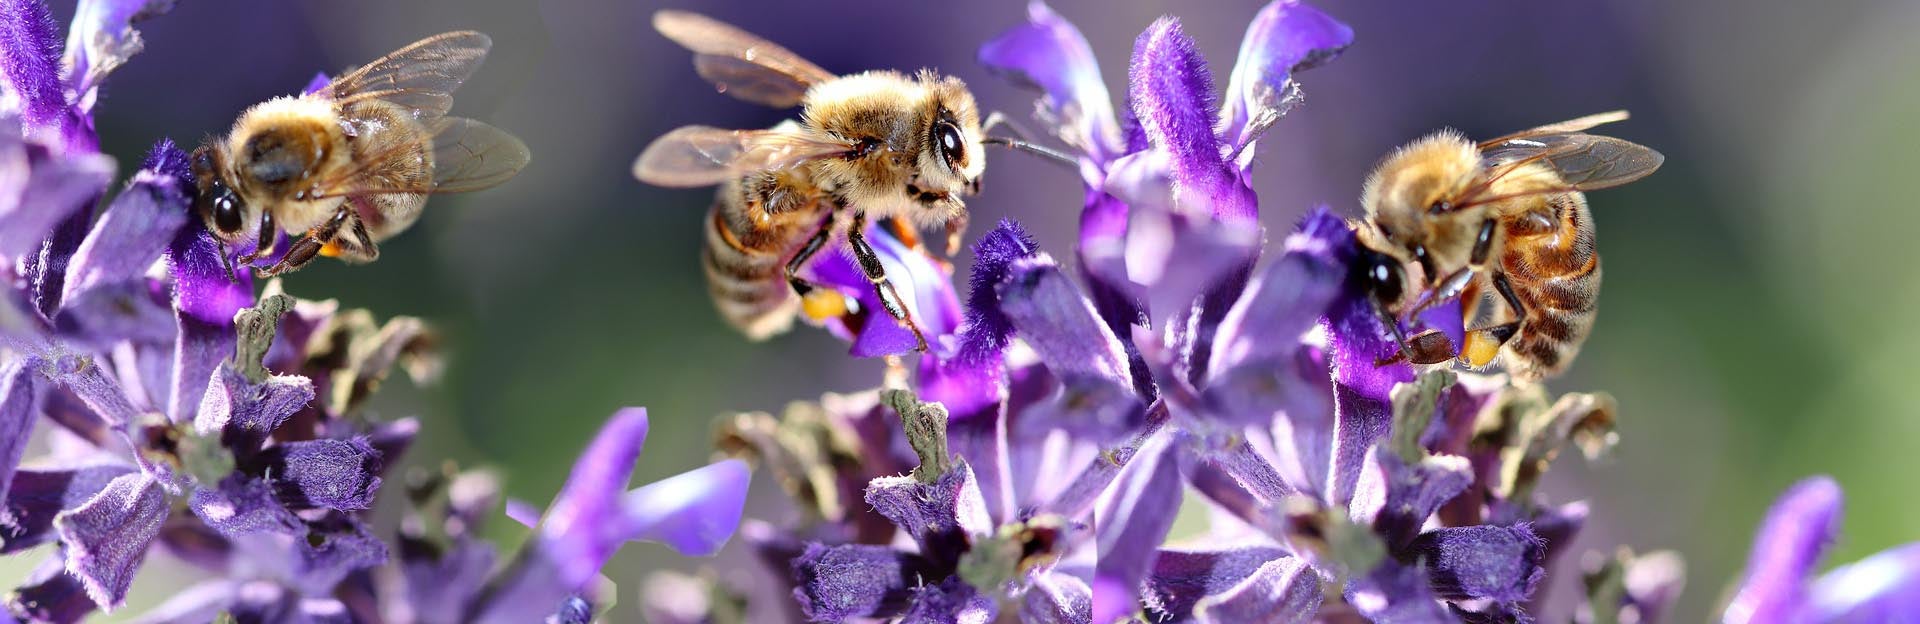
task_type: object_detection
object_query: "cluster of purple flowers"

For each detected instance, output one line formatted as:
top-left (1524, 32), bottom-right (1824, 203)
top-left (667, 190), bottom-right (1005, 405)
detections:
top-left (657, 2), bottom-right (1920, 623)
top-left (0, 1), bottom-right (748, 622)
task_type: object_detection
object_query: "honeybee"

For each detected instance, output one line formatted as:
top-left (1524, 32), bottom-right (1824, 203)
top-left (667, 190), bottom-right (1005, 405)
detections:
top-left (634, 11), bottom-right (1065, 351)
top-left (192, 31), bottom-right (530, 278)
top-left (1352, 111), bottom-right (1663, 379)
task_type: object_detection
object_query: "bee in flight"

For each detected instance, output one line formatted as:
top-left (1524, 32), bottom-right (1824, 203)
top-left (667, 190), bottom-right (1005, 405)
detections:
top-left (1352, 111), bottom-right (1663, 380)
top-left (634, 10), bottom-right (1067, 351)
top-left (192, 31), bottom-right (530, 279)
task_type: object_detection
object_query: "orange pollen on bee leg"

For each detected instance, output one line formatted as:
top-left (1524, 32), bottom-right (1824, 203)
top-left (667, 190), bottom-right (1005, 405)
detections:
top-left (801, 289), bottom-right (849, 321)
top-left (318, 242), bottom-right (345, 258)
top-left (1462, 331), bottom-right (1503, 368)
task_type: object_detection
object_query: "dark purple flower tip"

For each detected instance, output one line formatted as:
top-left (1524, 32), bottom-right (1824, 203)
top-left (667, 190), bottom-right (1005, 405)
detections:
top-left (195, 363), bottom-right (314, 452)
top-left (1, 465), bottom-right (132, 554)
top-left (1128, 16), bottom-right (1257, 223)
top-left (140, 138), bottom-right (191, 183)
top-left (0, 0), bottom-right (68, 130)
top-left (8, 553), bottom-right (98, 623)
top-left (791, 542), bottom-right (921, 621)
top-left (1141, 546), bottom-right (1289, 620)
top-left (1219, 0), bottom-right (1354, 151)
top-left (55, 164), bottom-right (188, 317)
top-left (53, 472), bottom-right (168, 610)
top-left (64, 0), bottom-right (182, 99)
top-left (900, 577), bottom-right (997, 624)
top-left (1023, 572), bottom-right (1092, 624)
top-left (188, 473), bottom-right (303, 537)
top-left (297, 513), bottom-right (389, 592)
top-left (866, 460), bottom-right (993, 561)
top-left (0, 140), bottom-right (115, 260)
top-left (303, 72), bottom-right (331, 95)
top-left (1092, 432), bottom-right (1184, 624)
top-left (261, 437), bottom-right (383, 511)
top-left (977, 1), bottom-right (1123, 163)
top-left (1725, 476), bottom-right (1843, 624)
top-left (0, 362), bottom-right (36, 519)
top-left (1411, 523), bottom-right (1547, 605)
top-left (166, 220), bottom-right (254, 326)
top-left (958, 219), bottom-right (1039, 366)
top-left (547, 595), bottom-right (594, 624)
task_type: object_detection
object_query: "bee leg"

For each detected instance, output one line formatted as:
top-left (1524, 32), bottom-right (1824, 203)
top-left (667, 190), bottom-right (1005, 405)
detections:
top-left (1460, 271), bottom-right (1525, 368)
top-left (848, 211), bottom-right (929, 353)
top-left (258, 206), bottom-right (351, 277)
top-left (783, 220), bottom-right (845, 320)
top-left (942, 212), bottom-right (969, 259)
top-left (234, 210), bottom-right (278, 266)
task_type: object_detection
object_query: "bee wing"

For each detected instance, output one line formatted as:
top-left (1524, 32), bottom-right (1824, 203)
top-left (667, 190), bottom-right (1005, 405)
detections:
top-left (653, 10), bottom-right (835, 108)
top-left (1480, 132), bottom-right (1664, 192)
top-left (311, 116), bottom-right (529, 198)
top-left (1475, 110), bottom-right (1631, 149)
top-left (323, 31), bottom-right (492, 121)
top-left (634, 125), bottom-right (856, 188)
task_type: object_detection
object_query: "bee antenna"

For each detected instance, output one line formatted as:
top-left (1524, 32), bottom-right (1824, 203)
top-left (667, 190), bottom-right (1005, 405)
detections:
top-left (982, 136), bottom-right (1077, 169)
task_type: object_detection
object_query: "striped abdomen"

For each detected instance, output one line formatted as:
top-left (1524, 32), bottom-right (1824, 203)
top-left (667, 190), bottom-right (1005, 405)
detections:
top-left (1497, 192), bottom-right (1601, 379)
top-left (701, 175), bottom-right (828, 340)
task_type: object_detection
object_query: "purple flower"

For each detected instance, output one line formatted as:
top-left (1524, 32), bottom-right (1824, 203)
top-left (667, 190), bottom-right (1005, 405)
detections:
top-left (1720, 476), bottom-right (1920, 623)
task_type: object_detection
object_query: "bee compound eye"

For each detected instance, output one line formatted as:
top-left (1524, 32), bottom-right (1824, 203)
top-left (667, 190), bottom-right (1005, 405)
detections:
top-left (203, 184), bottom-right (244, 234)
top-left (936, 122), bottom-right (964, 168)
top-left (1359, 249), bottom-right (1404, 303)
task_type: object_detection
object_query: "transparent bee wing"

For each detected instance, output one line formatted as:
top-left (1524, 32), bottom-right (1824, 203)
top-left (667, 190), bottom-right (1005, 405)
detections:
top-left (654, 10), bottom-right (835, 108)
top-left (312, 117), bottom-right (528, 198)
top-left (1476, 110), bottom-right (1631, 150)
top-left (324, 31), bottom-right (492, 121)
top-left (633, 125), bottom-right (855, 188)
top-left (1480, 133), bottom-right (1664, 192)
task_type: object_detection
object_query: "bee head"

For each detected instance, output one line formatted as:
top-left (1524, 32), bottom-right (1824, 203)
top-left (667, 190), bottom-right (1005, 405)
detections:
top-left (907, 72), bottom-right (984, 224)
top-left (1353, 233), bottom-right (1413, 313)
top-left (190, 142), bottom-right (250, 242)
top-left (1359, 130), bottom-right (1484, 279)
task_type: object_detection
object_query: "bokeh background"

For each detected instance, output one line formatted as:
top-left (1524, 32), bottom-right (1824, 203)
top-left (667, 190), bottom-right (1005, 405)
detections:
top-left (13, 0), bottom-right (1920, 621)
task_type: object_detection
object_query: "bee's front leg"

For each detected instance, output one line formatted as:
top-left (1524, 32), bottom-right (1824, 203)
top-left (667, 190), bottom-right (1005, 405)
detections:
top-left (847, 211), bottom-right (928, 353)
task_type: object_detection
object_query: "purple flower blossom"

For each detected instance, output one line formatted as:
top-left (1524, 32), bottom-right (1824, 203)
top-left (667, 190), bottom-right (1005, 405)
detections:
top-left (1720, 476), bottom-right (1920, 624)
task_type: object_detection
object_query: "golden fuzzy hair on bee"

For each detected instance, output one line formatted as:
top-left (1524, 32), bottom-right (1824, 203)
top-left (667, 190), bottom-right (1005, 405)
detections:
top-left (1360, 129), bottom-right (1480, 218)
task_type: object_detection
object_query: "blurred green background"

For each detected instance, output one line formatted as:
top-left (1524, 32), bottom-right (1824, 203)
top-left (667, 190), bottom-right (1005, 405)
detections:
top-left (18, 0), bottom-right (1920, 620)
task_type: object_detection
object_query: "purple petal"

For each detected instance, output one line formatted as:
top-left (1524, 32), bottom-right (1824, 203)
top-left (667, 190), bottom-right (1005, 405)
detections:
top-left (1129, 17), bottom-right (1255, 223)
top-left (866, 460), bottom-right (993, 561)
top-left (168, 315), bottom-right (230, 424)
top-left (1725, 476), bottom-right (1843, 624)
top-left (8, 553), bottom-right (98, 623)
top-left (805, 227), bottom-right (961, 358)
top-left (791, 543), bottom-right (923, 621)
top-left (261, 437), bottom-right (382, 511)
top-left (998, 255), bottom-right (1143, 442)
top-left (64, 0), bottom-right (181, 100)
top-left (1807, 543), bottom-right (1920, 622)
top-left (1141, 546), bottom-right (1288, 620)
top-left (59, 166), bottom-right (189, 305)
top-left (899, 577), bottom-right (996, 624)
top-left (187, 474), bottom-right (303, 536)
top-left (1120, 203), bottom-right (1262, 332)
top-left (1326, 382), bottom-right (1391, 508)
top-left (195, 363), bottom-right (315, 453)
top-left (1344, 562), bottom-right (1456, 624)
top-left (1, 465), bottom-right (132, 554)
top-left (398, 538), bottom-right (496, 623)
top-left (619, 458), bottom-right (750, 556)
top-left (1410, 523), bottom-right (1546, 605)
top-left (295, 513), bottom-right (388, 592)
top-left (978, 1), bottom-right (1123, 162)
top-left (921, 220), bottom-right (1041, 420)
top-left (1093, 432), bottom-right (1184, 623)
top-left (165, 220), bottom-right (254, 326)
top-left (0, 141), bottom-right (115, 260)
top-left (1208, 212), bottom-right (1349, 380)
top-left (1351, 450), bottom-right (1472, 550)
top-left (50, 280), bottom-right (174, 346)
top-left (1193, 556), bottom-right (1320, 623)
top-left (1023, 572), bottom-right (1092, 624)
top-left (1219, 0), bottom-right (1354, 152)
top-left (0, 0), bottom-right (66, 130)
top-left (0, 362), bottom-right (37, 518)
top-left (54, 472), bottom-right (167, 610)
top-left (40, 350), bottom-right (138, 427)
top-left (538, 407), bottom-right (647, 588)
top-left (114, 579), bottom-right (239, 624)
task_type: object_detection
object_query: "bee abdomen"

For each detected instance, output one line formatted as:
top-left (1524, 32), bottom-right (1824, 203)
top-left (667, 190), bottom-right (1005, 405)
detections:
top-left (702, 201), bottom-right (800, 340)
top-left (1506, 256), bottom-right (1601, 379)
